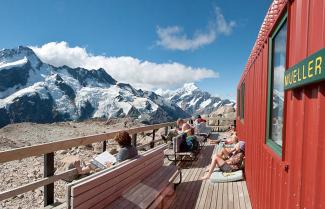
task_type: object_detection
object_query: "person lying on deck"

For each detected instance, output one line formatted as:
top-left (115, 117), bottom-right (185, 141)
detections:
top-left (200, 141), bottom-right (245, 180)
top-left (74, 131), bottom-right (138, 175)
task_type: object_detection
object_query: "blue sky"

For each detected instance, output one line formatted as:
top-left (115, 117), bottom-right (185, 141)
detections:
top-left (0, 0), bottom-right (271, 99)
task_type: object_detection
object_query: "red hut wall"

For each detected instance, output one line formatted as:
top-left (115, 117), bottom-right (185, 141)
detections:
top-left (236, 0), bottom-right (325, 208)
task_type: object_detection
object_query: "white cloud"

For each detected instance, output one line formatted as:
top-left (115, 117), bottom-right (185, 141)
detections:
top-left (30, 42), bottom-right (218, 90)
top-left (156, 7), bottom-right (236, 51)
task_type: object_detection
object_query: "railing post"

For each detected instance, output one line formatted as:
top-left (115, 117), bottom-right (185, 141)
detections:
top-left (164, 126), bottom-right (168, 136)
top-left (132, 134), bottom-right (137, 147)
top-left (102, 140), bottom-right (107, 152)
top-left (150, 130), bottom-right (155, 148)
top-left (44, 152), bottom-right (54, 207)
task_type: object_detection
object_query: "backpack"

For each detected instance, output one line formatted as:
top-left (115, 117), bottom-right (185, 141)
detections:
top-left (180, 136), bottom-right (199, 152)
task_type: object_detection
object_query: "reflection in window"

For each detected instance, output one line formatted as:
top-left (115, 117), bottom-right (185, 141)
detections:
top-left (269, 20), bottom-right (287, 146)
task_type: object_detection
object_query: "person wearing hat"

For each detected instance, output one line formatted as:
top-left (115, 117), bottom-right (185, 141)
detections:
top-left (194, 114), bottom-right (207, 124)
top-left (200, 141), bottom-right (245, 180)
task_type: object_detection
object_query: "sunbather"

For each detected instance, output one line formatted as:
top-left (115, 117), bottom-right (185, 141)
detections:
top-left (200, 141), bottom-right (245, 180)
top-left (74, 131), bottom-right (138, 174)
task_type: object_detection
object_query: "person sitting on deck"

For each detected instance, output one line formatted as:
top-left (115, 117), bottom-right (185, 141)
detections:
top-left (74, 131), bottom-right (138, 175)
top-left (200, 141), bottom-right (245, 180)
top-left (161, 118), bottom-right (192, 142)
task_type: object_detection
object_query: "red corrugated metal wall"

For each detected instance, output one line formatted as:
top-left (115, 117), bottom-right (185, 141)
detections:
top-left (236, 0), bottom-right (325, 208)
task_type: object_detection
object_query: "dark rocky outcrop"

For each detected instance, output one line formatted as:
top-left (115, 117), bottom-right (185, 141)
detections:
top-left (0, 108), bottom-right (10, 128)
top-left (0, 62), bottom-right (30, 93)
top-left (64, 67), bottom-right (116, 87)
top-left (79, 101), bottom-right (95, 120)
top-left (7, 92), bottom-right (56, 124)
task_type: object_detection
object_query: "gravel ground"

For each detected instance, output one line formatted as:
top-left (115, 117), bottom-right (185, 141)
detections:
top-left (0, 119), bottom-right (166, 209)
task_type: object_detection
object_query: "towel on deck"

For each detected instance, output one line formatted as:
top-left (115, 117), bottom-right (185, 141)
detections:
top-left (209, 170), bottom-right (244, 183)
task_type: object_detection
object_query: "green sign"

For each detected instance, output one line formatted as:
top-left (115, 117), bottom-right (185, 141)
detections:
top-left (284, 48), bottom-right (325, 90)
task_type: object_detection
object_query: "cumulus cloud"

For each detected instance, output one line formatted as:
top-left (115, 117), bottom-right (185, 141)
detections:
top-left (156, 7), bottom-right (236, 51)
top-left (30, 42), bottom-right (218, 90)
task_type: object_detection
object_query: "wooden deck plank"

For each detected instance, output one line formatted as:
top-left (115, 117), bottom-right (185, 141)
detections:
top-left (168, 162), bottom-right (195, 209)
top-left (203, 180), bottom-right (214, 209)
top-left (228, 182), bottom-right (234, 209)
top-left (184, 164), bottom-right (209, 209)
top-left (233, 181), bottom-right (240, 209)
top-left (236, 181), bottom-right (246, 209)
top-left (242, 181), bottom-right (252, 209)
top-left (167, 145), bottom-right (252, 209)
top-left (193, 148), bottom-right (214, 209)
top-left (216, 183), bottom-right (223, 209)
top-left (175, 164), bottom-right (202, 209)
top-left (193, 175), bottom-right (209, 209)
top-left (169, 149), bottom-right (207, 209)
top-left (222, 183), bottom-right (228, 209)
top-left (183, 146), bottom-right (213, 209)
top-left (210, 182), bottom-right (218, 209)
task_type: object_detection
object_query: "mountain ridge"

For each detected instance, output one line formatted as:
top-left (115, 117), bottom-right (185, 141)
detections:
top-left (155, 83), bottom-right (235, 115)
top-left (0, 46), bottom-right (189, 128)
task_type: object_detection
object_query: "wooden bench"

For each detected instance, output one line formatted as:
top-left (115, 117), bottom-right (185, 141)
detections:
top-left (164, 135), bottom-right (201, 163)
top-left (66, 144), bottom-right (181, 209)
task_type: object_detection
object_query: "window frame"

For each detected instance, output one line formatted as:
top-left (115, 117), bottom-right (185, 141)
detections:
top-left (266, 12), bottom-right (288, 157)
top-left (237, 88), bottom-right (241, 118)
top-left (240, 81), bottom-right (245, 120)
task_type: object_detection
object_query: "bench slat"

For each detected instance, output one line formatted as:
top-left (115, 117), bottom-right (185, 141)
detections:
top-left (69, 146), bottom-right (167, 209)
top-left (73, 154), bottom-right (164, 208)
top-left (138, 166), bottom-right (177, 209)
top-left (71, 145), bottom-right (166, 196)
top-left (72, 152), bottom-right (163, 200)
top-left (85, 162), bottom-right (164, 209)
top-left (110, 165), bottom-right (177, 209)
top-left (108, 164), bottom-right (169, 209)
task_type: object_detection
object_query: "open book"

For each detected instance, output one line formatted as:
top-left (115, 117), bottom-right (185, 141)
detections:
top-left (90, 151), bottom-right (117, 169)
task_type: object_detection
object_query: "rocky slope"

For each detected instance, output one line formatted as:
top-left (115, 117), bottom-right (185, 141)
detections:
top-left (0, 120), bottom-right (166, 209)
top-left (0, 46), bottom-right (189, 128)
top-left (156, 83), bottom-right (235, 115)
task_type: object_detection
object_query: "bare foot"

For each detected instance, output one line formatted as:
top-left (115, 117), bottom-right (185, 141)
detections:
top-left (200, 173), bottom-right (210, 180)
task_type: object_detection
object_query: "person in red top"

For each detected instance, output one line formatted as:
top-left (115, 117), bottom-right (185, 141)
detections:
top-left (195, 115), bottom-right (207, 124)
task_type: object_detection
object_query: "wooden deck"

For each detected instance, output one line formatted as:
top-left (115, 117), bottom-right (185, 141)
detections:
top-left (167, 145), bottom-right (252, 209)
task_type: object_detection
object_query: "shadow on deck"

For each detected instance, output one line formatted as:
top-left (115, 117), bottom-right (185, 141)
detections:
top-left (167, 145), bottom-right (252, 209)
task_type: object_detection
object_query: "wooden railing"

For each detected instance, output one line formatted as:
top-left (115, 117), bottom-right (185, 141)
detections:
top-left (207, 118), bottom-right (236, 132)
top-left (0, 121), bottom-right (175, 207)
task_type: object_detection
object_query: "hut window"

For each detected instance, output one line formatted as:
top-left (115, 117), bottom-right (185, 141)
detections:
top-left (240, 82), bottom-right (245, 120)
top-left (266, 13), bottom-right (287, 156)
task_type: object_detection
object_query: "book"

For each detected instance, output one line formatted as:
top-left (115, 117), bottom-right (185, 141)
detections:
top-left (90, 151), bottom-right (117, 169)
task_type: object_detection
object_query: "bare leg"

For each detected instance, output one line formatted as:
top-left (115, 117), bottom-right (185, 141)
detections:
top-left (74, 160), bottom-right (92, 175)
top-left (217, 147), bottom-right (232, 159)
top-left (205, 148), bottom-right (231, 172)
top-left (201, 156), bottom-right (225, 180)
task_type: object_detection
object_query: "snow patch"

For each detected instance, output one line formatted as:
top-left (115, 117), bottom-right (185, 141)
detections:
top-left (200, 98), bottom-right (211, 108)
top-left (0, 57), bottom-right (28, 71)
top-left (0, 83), bottom-right (49, 108)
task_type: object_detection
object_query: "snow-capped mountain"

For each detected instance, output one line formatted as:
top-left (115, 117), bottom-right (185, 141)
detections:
top-left (156, 83), bottom-right (235, 115)
top-left (0, 46), bottom-right (189, 128)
